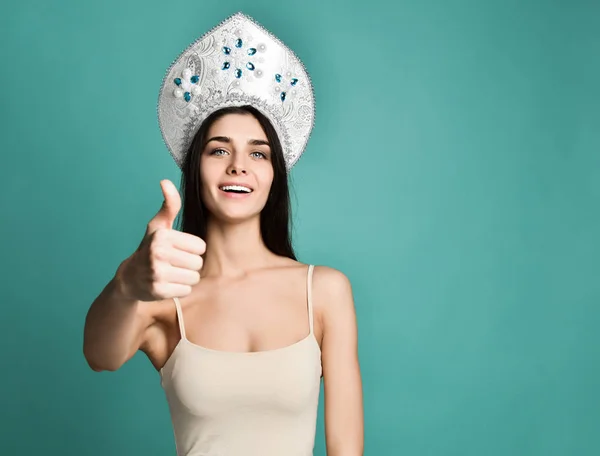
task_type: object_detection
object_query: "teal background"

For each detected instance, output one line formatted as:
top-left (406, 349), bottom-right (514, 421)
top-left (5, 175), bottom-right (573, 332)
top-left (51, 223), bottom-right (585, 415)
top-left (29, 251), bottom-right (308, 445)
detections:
top-left (1, 0), bottom-right (599, 454)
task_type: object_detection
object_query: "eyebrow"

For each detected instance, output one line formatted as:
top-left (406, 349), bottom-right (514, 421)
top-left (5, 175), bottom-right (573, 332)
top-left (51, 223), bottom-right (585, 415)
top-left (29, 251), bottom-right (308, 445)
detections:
top-left (205, 136), bottom-right (270, 147)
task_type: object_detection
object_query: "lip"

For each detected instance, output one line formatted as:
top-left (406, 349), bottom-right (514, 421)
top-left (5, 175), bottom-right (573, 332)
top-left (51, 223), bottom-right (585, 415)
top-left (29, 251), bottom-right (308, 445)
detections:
top-left (219, 189), bottom-right (252, 199)
top-left (218, 181), bottom-right (254, 191)
top-left (218, 182), bottom-right (254, 199)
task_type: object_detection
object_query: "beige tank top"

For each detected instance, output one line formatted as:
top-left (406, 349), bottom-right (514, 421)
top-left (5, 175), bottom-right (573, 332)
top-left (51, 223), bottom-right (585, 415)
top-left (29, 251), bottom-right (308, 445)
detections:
top-left (159, 264), bottom-right (322, 456)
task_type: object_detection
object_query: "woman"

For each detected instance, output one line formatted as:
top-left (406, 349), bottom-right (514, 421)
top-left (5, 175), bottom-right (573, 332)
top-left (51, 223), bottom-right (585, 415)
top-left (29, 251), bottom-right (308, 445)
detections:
top-left (83, 12), bottom-right (363, 456)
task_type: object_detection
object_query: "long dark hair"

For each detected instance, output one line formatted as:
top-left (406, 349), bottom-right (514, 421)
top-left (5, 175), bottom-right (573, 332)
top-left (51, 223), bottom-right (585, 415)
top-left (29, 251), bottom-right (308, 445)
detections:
top-left (176, 105), bottom-right (296, 260)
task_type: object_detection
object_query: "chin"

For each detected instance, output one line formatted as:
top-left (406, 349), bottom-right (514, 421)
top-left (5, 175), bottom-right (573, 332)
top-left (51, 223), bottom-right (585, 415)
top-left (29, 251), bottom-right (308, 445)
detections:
top-left (209, 206), bottom-right (263, 224)
top-left (218, 213), bottom-right (261, 225)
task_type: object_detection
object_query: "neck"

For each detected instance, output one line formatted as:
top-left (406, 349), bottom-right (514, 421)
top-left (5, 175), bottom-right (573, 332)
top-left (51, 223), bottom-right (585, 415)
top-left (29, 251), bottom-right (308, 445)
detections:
top-left (200, 215), bottom-right (275, 278)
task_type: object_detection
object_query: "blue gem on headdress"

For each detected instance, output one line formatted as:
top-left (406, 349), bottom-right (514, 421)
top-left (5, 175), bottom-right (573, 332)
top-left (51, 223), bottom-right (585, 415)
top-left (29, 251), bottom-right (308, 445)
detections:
top-left (190, 75), bottom-right (199, 84)
top-left (174, 78), bottom-right (182, 86)
top-left (272, 72), bottom-right (298, 102)
top-left (219, 38), bottom-right (259, 81)
top-left (184, 92), bottom-right (191, 102)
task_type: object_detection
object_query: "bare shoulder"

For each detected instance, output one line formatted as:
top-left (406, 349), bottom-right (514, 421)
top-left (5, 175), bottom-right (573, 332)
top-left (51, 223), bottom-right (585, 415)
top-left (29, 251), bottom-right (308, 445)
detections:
top-left (311, 265), bottom-right (356, 325)
top-left (312, 265), bottom-right (353, 303)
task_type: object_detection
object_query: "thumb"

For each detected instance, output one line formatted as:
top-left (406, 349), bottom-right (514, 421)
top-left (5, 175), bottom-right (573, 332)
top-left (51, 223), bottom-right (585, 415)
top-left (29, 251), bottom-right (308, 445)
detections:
top-left (147, 179), bottom-right (182, 233)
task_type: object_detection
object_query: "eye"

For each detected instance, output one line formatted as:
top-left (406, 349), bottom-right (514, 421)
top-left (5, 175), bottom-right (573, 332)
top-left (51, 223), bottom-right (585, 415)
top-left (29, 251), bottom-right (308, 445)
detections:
top-left (210, 148), bottom-right (228, 156)
top-left (251, 151), bottom-right (267, 159)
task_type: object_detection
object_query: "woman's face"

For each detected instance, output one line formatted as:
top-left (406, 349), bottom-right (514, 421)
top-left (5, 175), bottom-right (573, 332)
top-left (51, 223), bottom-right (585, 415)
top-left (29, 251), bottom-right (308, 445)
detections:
top-left (199, 113), bottom-right (274, 223)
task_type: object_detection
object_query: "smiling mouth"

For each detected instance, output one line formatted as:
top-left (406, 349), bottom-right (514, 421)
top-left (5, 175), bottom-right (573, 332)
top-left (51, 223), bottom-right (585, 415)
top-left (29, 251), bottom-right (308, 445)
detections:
top-left (219, 184), bottom-right (253, 194)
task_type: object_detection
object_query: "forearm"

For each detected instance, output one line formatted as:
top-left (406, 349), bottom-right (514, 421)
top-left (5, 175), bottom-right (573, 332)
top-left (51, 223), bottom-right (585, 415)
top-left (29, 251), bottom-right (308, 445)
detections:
top-left (83, 260), bottom-right (144, 371)
top-left (326, 440), bottom-right (364, 456)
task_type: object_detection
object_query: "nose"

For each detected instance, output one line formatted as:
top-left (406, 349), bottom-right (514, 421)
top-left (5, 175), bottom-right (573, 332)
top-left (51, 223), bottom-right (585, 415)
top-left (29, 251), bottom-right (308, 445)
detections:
top-left (226, 163), bottom-right (247, 176)
top-left (226, 153), bottom-right (248, 176)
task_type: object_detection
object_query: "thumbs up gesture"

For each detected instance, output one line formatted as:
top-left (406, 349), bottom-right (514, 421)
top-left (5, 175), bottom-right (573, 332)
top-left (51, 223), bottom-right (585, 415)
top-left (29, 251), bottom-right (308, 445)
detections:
top-left (117, 180), bottom-right (206, 302)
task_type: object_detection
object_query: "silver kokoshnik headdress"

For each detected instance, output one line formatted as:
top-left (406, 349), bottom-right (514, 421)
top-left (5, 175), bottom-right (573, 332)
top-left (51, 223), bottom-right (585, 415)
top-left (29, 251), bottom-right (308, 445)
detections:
top-left (157, 12), bottom-right (315, 170)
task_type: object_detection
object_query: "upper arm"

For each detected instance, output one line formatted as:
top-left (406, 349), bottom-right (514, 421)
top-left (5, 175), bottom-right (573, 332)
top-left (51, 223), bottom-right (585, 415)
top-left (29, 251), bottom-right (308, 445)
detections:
top-left (314, 266), bottom-right (364, 455)
top-left (114, 299), bottom-right (170, 370)
top-left (135, 300), bottom-right (172, 360)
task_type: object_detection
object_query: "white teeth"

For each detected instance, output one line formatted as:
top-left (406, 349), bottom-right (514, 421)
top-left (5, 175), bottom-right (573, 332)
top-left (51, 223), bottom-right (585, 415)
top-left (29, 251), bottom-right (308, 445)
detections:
top-left (220, 185), bottom-right (252, 193)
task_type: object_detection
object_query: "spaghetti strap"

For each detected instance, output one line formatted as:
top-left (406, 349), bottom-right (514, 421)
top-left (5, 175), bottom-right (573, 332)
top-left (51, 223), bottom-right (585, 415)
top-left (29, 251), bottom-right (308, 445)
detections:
top-left (173, 297), bottom-right (187, 341)
top-left (307, 264), bottom-right (315, 335)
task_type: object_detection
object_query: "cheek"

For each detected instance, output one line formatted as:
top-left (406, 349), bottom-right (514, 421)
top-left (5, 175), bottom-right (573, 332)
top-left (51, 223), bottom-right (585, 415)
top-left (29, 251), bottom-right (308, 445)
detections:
top-left (199, 162), bottom-right (218, 200)
top-left (200, 158), bottom-right (219, 185)
top-left (257, 165), bottom-right (274, 190)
